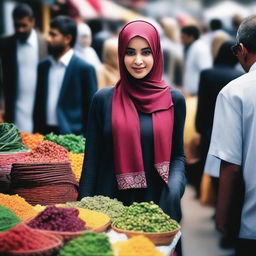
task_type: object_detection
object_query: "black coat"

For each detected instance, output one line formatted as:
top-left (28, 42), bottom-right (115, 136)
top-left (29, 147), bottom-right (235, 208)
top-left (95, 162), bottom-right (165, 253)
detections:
top-left (0, 32), bottom-right (47, 123)
top-left (33, 54), bottom-right (97, 136)
top-left (78, 86), bottom-right (187, 221)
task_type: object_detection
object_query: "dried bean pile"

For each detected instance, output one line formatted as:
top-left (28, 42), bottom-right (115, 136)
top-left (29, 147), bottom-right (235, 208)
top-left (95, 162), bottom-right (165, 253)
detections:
top-left (114, 201), bottom-right (180, 233)
top-left (0, 223), bottom-right (58, 253)
top-left (23, 141), bottom-right (69, 163)
top-left (28, 205), bottom-right (87, 232)
top-left (20, 132), bottom-right (44, 150)
top-left (67, 196), bottom-right (125, 221)
top-left (57, 232), bottom-right (113, 256)
top-left (0, 205), bottom-right (21, 231)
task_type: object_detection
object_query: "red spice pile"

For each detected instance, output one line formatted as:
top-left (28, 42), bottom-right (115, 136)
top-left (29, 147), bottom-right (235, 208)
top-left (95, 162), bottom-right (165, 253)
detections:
top-left (0, 222), bottom-right (60, 253)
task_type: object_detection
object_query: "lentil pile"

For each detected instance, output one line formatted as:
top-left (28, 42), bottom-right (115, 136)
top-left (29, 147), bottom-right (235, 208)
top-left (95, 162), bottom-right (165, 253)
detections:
top-left (23, 141), bottom-right (69, 163)
top-left (0, 205), bottom-right (21, 231)
top-left (20, 132), bottom-right (44, 150)
top-left (68, 152), bottom-right (84, 180)
top-left (44, 133), bottom-right (85, 153)
top-left (28, 205), bottom-right (87, 232)
top-left (0, 223), bottom-right (59, 253)
top-left (67, 196), bottom-right (125, 221)
top-left (0, 193), bottom-right (38, 220)
top-left (57, 232), bottom-right (114, 256)
top-left (114, 201), bottom-right (180, 232)
top-left (115, 235), bottom-right (164, 256)
top-left (0, 123), bottom-right (27, 152)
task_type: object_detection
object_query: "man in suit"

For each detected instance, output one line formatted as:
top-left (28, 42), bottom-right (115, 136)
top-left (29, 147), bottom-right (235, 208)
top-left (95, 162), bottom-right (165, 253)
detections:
top-left (33, 15), bottom-right (97, 136)
top-left (0, 3), bottom-right (47, 132)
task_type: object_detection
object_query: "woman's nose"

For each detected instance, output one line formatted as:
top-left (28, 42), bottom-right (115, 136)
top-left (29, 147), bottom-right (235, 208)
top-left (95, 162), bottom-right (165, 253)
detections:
top-left (134, 54), bottom-right (143, 65)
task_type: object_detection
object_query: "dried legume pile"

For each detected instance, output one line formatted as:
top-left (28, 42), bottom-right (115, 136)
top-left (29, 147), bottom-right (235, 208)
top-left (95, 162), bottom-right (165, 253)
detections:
top-left (0, 193), bottom-right (38, 220)
top-left (67, 196), bottom-right (125, 221)
top-left (114, 201), bottom-right (180, 232)
top-left (45, 133), bottom-right (85, 153)
top-left (57, 232), bottom-right (114, 256)
top-left (20, 132), bottom-right (44, 150)
top-left (68, 152), bottom-right (84, 180)
top-left (114, 235), bottom-right (164, 256)
top-left (0, 222), bottom-right (59, 253)
top-left (23, 141), bottom-right (69, 163)
top-left (0, 205), bottom-right (21, 231)
top-left (0, 123), bottom-right (27, 152)
top-left (28, 205), bottom-right (87, 232)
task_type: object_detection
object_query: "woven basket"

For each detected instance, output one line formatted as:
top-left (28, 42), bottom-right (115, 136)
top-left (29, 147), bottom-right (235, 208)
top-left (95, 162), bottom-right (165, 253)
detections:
top-left (111, 223), bottom-right (180, 246)
top-left (7, 231), bottom-right (62, 256)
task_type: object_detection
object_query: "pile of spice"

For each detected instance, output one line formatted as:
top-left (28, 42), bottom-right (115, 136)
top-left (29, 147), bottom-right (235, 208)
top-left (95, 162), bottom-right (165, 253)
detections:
top-left (0, 222), bottom-right (60, 253)
top-left (0, 205), bottom-right (21, 231)
top-left (57, 232), bottom-right (114, 256)
top-left (67, 196), bottom-right (125, 221)
top-left (20, 132), bottom-right (44, 150)
top-left (114, 235), bottom-right (164, 256)
top-left (22, 140), bottom-right (69, 163)
top-left (114, 201), bottom-right (180, 233)
top-left (0, 193), bottom-right (38, 220)
top-left (28, 205), bottom-right (87, 232)
top-left (68, 152), bottom-right (84, 181)
top-left (44, 133), bottom-right (85, 153)
top-left (0, 122), bottom-right (27, 153)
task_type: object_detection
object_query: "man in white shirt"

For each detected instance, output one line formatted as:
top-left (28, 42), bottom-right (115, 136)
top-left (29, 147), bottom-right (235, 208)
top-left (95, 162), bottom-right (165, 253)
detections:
top-left (0, 3), bottom-right (47, 132)
top-left (206, 15), bottom-right (256, 255)
top-left (181, 25), bottom-right (212, 96)
top-left (33, 16), bottom-right (97, 136)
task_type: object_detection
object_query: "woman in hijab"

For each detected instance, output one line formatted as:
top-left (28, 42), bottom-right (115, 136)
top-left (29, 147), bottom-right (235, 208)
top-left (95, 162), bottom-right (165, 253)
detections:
top-left (74, 22), bottom-right (101, 69)
top-left (78, 20), bottom-right (186, 225)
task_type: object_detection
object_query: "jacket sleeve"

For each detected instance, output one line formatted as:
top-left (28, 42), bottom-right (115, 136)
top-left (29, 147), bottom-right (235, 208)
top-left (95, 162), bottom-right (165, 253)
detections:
top-left (78, 91), bottom-right (103, 199)
top-left (159, 89), bottom-right (187, 222)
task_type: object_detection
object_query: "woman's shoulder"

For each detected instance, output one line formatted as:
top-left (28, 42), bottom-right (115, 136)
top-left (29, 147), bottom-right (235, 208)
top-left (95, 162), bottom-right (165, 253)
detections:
top-left (94, 86), bottom-right (115, 98)
top-left (170, 87), bottom-right (185, 104)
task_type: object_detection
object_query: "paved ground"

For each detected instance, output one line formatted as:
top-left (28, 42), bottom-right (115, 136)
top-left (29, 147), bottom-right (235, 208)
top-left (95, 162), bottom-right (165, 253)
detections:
top-left (181, 185), bottom-right (235, 256)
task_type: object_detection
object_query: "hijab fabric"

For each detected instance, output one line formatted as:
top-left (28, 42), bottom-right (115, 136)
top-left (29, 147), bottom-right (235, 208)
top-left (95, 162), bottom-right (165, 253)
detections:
top-left (112, 20), bottom-right (174, 190)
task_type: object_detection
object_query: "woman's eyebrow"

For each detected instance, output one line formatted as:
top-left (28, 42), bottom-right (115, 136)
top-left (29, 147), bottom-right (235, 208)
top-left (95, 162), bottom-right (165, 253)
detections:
top-left (126, 47), bottom-right (151, 50)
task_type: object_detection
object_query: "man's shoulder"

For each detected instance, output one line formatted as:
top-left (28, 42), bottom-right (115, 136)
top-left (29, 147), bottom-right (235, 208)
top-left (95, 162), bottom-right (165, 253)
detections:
top-left (71, 54), bottom-right (94, 70)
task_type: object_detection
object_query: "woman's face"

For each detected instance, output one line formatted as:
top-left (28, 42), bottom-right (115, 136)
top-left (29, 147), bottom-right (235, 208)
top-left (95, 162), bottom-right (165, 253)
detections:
top-left (124, 36), bottom-right (154, 79)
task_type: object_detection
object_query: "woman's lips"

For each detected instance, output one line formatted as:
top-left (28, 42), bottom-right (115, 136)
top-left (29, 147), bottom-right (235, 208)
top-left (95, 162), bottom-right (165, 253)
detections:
top-left (132, 67), bottom-right (145, 73)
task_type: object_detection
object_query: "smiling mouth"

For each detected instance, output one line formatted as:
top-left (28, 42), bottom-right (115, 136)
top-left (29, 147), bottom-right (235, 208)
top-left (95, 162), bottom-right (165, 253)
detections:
top-left (132, 67), bottom-right (145, 73)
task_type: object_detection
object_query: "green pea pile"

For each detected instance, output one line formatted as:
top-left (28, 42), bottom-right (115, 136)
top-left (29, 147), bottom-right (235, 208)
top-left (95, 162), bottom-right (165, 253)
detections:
top-left (114, 201), bottom-right (180, 233)
top-left (57, 232), bottom-right (114, 256)
top-left (67, 196), bottom-right (125, 221)
top-left (44, 133), bottom-right (85, 153)
top-left (0, 205), bottom-right (21, 231)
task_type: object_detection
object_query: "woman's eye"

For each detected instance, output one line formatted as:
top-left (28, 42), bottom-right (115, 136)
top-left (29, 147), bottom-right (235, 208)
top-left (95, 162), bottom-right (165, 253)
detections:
top-left (125, 49), bottom-right (135, 56)
top-left (142, 50), bottom-right (152, 55)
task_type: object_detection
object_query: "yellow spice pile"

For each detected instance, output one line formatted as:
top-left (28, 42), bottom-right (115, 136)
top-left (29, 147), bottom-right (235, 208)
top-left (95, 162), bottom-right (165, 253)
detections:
top-left (68, 153), bottom-right (84, 180)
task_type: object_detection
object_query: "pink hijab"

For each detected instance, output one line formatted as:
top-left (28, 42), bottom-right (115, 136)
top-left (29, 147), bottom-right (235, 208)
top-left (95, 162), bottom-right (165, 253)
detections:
top-left (112, 20), bottom-right (174, 190)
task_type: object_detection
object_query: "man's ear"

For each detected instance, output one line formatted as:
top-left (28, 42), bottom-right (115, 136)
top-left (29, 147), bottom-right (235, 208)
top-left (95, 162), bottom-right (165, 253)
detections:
top-left (240, 43), bottom-right (248, 57)
top-left (64, 34), bottom-right (72, 46)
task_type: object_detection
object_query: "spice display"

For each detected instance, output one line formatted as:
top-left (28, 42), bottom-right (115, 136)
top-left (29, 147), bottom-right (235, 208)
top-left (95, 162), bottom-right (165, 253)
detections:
top-left (0, 193), bottom-right (38, 220)
top-left (0, 123), bottom-right (27, 152)
top-left (115, 235), bottom-right (164, 256)
top-left (57, 232), bottom-right (114, 256)
top-left (114, 201), bottom-right (180, 232)
top-left (0, 222), bottom-right (59, 253)
top-left (44, 133), bottom-right (85, 153)
top-left (22, 141), bottom-right (69, 163)
top-left (28, 205), bottom-right (87, 232)
top-left (68, 152), bottom-right (84, 180)
top-left (67, 196), bottom-right (125, 221)
top-left (20, 132), bottom-right (44, 150)
top-left (0, 205), bottom-right (21, 231)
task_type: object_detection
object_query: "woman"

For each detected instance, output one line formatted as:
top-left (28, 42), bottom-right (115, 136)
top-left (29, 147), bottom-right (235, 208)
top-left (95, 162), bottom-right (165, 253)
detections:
top-left (78, 20), bottom-right (186, 224)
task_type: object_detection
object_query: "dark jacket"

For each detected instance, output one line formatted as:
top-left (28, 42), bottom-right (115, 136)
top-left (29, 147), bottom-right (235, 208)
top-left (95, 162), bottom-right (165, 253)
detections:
top-left (33, 54), bottom-right (97, 136)
top-left (0, 31), bottom-right (47, 122)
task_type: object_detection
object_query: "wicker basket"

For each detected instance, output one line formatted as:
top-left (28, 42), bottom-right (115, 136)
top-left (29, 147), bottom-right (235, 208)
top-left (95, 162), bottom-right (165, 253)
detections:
top-left (111, 223), bottom-right (180, 246)
top-left (7, 231), bottom-right (62, 256)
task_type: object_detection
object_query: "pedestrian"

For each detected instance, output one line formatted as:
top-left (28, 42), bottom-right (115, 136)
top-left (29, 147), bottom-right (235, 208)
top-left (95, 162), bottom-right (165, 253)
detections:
top-left (33, 15), bottom-right (97, 136)
top-left (78, 20), bottom-right (186, 255)
top-left (0, 3), bottom-right (47, 132)
top-left (206, 15), bottom-right (256, 255)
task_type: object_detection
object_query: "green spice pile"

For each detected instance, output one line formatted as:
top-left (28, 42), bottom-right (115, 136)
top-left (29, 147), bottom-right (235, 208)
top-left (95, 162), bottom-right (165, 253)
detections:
top-left (114, 201), bottom-right (180, 233)
top-left (44, 133), bottom-right (85, 153)
top-left (0, 205), bottom-right (21, 231)
top-left (67, 196), bottom-right (125, 221)
top-left (57, 232), bottom-right (114, 256)
top-left (0, 123), bottom-right (27, 152)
